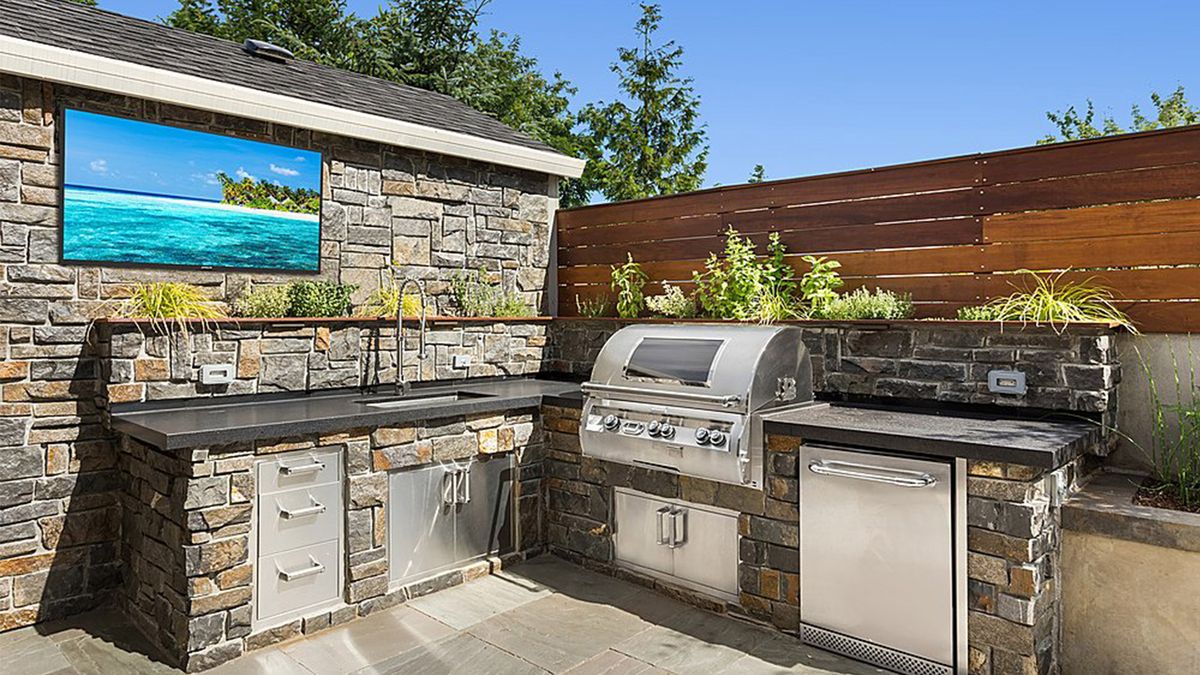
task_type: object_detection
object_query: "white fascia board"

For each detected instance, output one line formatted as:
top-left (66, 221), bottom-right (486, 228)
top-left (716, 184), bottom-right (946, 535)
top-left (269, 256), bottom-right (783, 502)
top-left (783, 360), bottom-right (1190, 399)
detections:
top-left (0, 34), bottom-right (587, 178)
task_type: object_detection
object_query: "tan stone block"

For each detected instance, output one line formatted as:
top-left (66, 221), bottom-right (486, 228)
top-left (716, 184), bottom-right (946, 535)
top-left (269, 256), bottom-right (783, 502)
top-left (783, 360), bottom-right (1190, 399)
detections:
top-left (0, 403), bottom-right (32, 416)
top-left (45, 444), bottom-right (68, 475)
top-left (216, 563), bottom-right (253, 590)
top-left (466, 414), bottom-right (504, 431)
top-left (968, 460), bottom-right (1006, 478)
top-left (315, 326), bottom-right (331, 351)
top-left (373, 507), bottom-right (386, 548)
top-left (1007, 564), bottom-right (1040, 598)
top-left (190, 587), bottom-right (252, 616)
top-left (0, 608), bottom-right (38, 631)
top-left (498, 426), bottom-right (515, 452)
top-left (760, 568), bottom-right (781, 600)
top-left (0, 548), bottom-right (85, 577)
top-left (237, 341), bottom-right (261, 378)
top-left (5, 381), bottom-right (73, 402)
top-left (134, 358), bottom-right (169, 381)
top-left (106, 383), bottom-right (145, 404)
top-left (256, 438), bottom-right (314, 454)
top-left (0, 360), bottom-right (28, 381)
top-left (766, 434), bottom-right (799, 452)
top-left (371, 426), bottom-right (417, 447)
top-left (968, 552), bottom-right (1008, 586)
top-left (478, 428), bottom-right (499, 454)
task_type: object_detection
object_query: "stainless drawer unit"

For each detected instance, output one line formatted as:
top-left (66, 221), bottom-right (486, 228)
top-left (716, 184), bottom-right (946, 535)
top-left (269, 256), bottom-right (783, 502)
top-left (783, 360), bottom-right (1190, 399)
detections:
top-left (799, 445), bottom-right (967, 675)
top-left (388, 455), bottom-right (514, 587)
top-left (613, 488), bottom-right (739, 601)
top-left (254, 448), bottom-right (343, 627)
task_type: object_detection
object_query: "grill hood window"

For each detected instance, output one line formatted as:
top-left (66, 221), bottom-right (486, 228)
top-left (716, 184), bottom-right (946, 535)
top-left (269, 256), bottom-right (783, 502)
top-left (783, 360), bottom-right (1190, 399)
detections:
top-left (624, 337), bottom-right (723, 386)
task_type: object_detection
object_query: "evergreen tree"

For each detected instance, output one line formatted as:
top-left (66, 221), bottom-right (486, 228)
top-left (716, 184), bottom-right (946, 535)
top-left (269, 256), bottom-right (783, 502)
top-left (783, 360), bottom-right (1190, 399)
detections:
top-left (747, 164), bottom-right (766, 183)
top-left (579, 3), bottom-right (708, 202)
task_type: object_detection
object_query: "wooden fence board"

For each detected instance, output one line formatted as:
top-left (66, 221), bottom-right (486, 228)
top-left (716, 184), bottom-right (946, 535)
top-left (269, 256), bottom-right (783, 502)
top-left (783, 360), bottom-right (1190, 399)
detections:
top-left (983, 198), bottom-right (1200, 243)
top-left (982, 128), bottom-right (1200, 184)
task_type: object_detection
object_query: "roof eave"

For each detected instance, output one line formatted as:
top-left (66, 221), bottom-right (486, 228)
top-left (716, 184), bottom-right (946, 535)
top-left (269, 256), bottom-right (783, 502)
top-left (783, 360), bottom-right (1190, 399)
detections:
top-left (0, 34), bottom-right (587, 179)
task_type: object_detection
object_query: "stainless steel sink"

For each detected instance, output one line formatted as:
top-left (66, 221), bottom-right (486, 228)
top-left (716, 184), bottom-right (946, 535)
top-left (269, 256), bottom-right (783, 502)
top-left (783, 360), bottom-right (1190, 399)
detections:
top-left (360, 391), bottom-right (494, 410)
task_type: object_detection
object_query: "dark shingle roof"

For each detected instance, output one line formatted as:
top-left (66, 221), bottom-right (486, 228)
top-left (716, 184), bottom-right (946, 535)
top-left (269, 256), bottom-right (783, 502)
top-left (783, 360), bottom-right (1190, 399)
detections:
top-left (1, 0), bottom-right (561, 155)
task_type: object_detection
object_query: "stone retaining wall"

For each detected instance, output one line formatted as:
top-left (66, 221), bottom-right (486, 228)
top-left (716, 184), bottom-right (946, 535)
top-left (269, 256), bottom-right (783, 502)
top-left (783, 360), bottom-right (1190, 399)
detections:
top-left (0, 70), bottom-right (555, 632)
top-left (118, 408), bottom-right (542, 671)
top-left (543, 404), bottom-right (1087, 675)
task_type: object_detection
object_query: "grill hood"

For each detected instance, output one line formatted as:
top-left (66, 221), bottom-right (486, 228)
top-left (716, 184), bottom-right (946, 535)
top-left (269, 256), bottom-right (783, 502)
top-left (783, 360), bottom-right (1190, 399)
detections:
top-left (585, 324), bottom-right (813, 413)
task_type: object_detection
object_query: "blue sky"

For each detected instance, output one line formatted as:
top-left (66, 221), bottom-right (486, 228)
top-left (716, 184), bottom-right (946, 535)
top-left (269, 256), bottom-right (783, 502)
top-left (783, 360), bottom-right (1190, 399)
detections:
top-left (101, 0), bottom-right (1199, 187)
top-left (64, 109), bottom-right (321, 200)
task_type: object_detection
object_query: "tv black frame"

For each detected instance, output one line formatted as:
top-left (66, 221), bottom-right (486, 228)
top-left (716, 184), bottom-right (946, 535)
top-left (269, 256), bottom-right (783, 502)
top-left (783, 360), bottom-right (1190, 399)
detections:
top-left (56, 106), bottom-right (324, 275)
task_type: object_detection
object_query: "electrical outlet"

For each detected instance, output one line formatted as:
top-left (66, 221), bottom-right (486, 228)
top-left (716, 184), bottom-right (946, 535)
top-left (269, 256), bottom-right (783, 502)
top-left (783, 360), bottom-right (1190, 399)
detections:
top-left (199, 364), bottom-right (235, 385)
top-left (452, 354), bottom-right (472, 369)
top-left (988, 369), bottom-right (1026, 395)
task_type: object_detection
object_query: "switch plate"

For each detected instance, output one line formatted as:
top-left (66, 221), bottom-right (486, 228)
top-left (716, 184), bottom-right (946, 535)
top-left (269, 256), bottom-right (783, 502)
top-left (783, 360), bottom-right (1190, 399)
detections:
top-left (452, 354), bottom-right (472, 369)
top-left (200, 364), bottom-right (235, 385)
top-left (988, 369), bottom-right (1026, 395)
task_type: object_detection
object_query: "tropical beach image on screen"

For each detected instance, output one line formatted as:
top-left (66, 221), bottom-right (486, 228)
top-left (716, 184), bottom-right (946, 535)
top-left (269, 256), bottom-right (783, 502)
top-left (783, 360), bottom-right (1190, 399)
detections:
top-left (61, 109), bottom-right (322, 271)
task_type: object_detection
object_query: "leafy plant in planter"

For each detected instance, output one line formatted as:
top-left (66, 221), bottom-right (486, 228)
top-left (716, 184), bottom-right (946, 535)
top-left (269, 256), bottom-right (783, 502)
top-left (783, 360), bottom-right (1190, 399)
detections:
top-left (798, 255), bottom-right (843, 315)
top-left (812, 287), bottom-right (914, 320)
top-left (356, 277), bottom-right (424, 317)
top-left (575, 294), bottom-right (612, 318)
top-left (692, 228), bottom-right (798, 323)
top-left (117, 282), bottom-right (226, 334)
top-left (611, 253), bottom-right (648, 318)
top-left (1133, 338), bottom-right (1200, 511)
top-left (955, 270), bottom-right (1136, 333)
top-left (287, 281), bottom-right (357, 318)
top-left (450, 267), bottom-right (534, 317)
top-left (231, 285), bottom-right (290, 318)
top-left (645, 283), bottom-right (696, 318)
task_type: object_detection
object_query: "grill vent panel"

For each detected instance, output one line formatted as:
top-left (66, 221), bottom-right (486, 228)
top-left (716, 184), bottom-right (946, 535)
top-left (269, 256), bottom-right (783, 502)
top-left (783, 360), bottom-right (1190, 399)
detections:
top-left (801, 624), bottom-right (951, 675)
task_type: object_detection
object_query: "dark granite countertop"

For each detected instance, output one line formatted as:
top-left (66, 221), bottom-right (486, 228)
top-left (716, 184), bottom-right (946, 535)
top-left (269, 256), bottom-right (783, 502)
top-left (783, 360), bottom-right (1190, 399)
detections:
top-left (762, 402), bottom-right (1100, 468)
top-left (112, 378), bottom-right (583, 450)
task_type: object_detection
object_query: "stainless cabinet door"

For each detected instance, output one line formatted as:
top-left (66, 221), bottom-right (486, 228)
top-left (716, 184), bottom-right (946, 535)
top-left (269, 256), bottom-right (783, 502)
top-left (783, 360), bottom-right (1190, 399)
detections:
top-left (670, 505), bottom-right (739, 599)
top-left (800, 445), bottom-right (955, 665)
top-left (455, 456), bottom-right (514, 561)
top-left (389, 463), bottom-right (458, 584)
top-left (613, 489), bottom-right (673, 576)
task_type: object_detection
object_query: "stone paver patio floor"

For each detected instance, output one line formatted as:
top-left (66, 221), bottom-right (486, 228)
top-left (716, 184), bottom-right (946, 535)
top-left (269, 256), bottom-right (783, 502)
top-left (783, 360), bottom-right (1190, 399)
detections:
top-left (0, 556), bottom-right (885, 675)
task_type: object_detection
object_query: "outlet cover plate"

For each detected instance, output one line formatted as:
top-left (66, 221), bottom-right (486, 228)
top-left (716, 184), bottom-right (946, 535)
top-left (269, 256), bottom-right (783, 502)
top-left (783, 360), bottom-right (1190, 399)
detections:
top-left (988, 369), bottom-right (1027, 395)
top-left (200, 364), bottom-right (235, 385)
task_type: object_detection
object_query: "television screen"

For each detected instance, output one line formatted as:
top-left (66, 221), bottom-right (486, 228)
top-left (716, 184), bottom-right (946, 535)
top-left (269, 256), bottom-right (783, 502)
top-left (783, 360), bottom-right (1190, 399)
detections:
top-left (61, 109), bottom-right (322, 272)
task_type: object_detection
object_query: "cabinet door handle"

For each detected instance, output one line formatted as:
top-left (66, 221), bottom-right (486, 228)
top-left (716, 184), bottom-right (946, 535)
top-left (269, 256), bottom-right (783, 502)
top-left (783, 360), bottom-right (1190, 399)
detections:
top-left (279, 496), bottom-right (326, 520)
top-left (279, 460), bottom-right (325, 476)
top-left (442, 470), bottom-right (457, 505)
top-left (458, 466), bottom-right (472, 504)
top-left (278, 556), bottom-right (324, 582)
top-left (669, 508), bottom-right (687, 548)
top-left (655, 506), bottom-right (672, 545)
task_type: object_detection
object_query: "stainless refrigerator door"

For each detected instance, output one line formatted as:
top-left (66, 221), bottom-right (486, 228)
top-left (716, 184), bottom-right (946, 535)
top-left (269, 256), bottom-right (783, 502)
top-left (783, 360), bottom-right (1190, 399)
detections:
top-left (613, 489), bottom-right (674, 576)
top-left (455, 456), bottom-right (514, 561)
top-left (800, 445), bottom-right (955, 666)
top-left (389, 463), bottom-right (458, 584)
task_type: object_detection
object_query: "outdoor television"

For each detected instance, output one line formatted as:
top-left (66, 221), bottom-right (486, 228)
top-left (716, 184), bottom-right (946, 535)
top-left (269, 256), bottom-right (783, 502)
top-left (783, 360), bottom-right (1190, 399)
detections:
top-left (60, 109), bottom-right (322, 272)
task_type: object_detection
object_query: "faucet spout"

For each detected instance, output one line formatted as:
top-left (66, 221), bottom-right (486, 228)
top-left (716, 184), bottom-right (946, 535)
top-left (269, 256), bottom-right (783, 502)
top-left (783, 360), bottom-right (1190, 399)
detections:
top-left (391, 270), bottom-right (428, 395)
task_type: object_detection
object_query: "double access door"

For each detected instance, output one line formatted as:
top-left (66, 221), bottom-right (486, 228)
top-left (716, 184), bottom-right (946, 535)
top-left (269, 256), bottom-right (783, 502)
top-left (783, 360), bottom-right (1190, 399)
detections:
top-left (388, 455), bottom-right (514, 586)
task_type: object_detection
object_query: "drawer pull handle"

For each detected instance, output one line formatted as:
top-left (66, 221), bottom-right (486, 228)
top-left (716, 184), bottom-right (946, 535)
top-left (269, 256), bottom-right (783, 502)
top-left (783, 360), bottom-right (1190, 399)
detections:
top-left (808, 460), bottom-right (937, 488)
top-left (279, 460), bottom-right (325, 476)
top-left (279, 498), bottom-right (326, 520)
top-left (278, 556), bottom-right (325, 582)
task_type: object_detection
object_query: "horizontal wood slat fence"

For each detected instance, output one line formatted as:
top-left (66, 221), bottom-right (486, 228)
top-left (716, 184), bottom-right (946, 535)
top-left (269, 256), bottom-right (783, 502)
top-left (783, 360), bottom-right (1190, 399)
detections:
top-left (555, 126), bottom-right (1200, 332)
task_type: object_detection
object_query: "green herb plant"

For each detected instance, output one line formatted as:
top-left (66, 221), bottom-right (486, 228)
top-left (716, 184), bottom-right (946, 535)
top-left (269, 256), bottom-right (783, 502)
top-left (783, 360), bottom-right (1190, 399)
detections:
top-left (117, 282), bottom-right (226, 334)
top-left (611, 253), bottom-right (648, 319)
top-left (692, 228), bottom-right (797, 322)
top-left (798, 255), bottom-right (843, 316)
top-left (812, 287), bottom-right (914, 320)
top-left (645, 283), bottom-right (696, 318)
top-left (1134, 338), bottom-right (1200, 510)
top-left (287, 281), bottom-right (357, 318)
top-left (954, 270), bottom-right (1136, 333)
top-left (356, 277), bottom-right (424, 318)
top-left (450, 267), bottom-right (534, 317)
top-left (575, 294), bottom-right (612, 318)
top-left (231, 285), bottom-right (290, 318)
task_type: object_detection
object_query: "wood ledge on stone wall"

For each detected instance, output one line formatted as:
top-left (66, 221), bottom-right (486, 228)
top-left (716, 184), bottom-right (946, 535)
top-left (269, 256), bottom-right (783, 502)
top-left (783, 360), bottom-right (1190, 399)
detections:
top-left (95, 316), bottom-right (555, 326)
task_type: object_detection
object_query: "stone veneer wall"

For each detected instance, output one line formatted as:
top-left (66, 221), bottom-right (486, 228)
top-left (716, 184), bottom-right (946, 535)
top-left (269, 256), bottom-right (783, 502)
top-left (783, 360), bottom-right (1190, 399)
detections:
top-left (548, 319), bottom-right (1120, 429)
top-left (120, 408), bottom-right (542, 671)
top-left (0, 71), bottom-right (556, 632)
top-left (544, 404), bottom-right (1088, 675)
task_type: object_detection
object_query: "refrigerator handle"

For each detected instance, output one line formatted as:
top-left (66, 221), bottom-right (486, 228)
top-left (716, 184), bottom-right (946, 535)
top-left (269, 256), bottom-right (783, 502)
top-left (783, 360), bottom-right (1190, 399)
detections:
top-left (655, 506), bottom-right (671, 545)
top-left (808, 460), bottom-right (938, 488)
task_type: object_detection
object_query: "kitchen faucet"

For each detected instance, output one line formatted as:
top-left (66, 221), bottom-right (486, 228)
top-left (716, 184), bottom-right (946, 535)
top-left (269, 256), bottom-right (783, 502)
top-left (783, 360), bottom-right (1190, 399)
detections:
top-left (390, 268), bottom-right (428, 395)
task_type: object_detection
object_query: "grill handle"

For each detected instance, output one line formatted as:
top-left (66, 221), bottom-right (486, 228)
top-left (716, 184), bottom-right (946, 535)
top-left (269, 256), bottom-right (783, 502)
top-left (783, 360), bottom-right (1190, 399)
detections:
top-left (808, 460), bottom-right (937, 488)
top-left (581, 382), bottom-right (742, 408)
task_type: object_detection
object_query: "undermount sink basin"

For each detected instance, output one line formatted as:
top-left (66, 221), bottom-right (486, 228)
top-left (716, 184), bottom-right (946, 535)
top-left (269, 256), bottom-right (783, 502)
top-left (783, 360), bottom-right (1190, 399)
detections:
top-left (360, 391), bottom-right (494, 409)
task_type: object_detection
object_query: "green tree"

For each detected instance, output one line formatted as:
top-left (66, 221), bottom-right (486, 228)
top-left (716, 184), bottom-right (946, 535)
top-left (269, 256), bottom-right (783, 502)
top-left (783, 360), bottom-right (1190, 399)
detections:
top-left (1039, 86), bottom-right (1200, 144)
top-left (165, 0), bottom-right (589, 204)
top-left (579, 3), bottom-right (708, 202)
top-left (747, 164), bottom-right (766, 183)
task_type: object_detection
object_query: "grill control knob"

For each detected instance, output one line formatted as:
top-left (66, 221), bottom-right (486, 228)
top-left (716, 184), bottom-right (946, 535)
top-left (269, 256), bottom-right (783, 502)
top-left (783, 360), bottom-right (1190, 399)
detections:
top-left (694, 427), bottom-right (710, 444)
top-left (659, 423), bottom-right (675, 439)
top-left (602, 414), bottom-right (619, 431)
top-left (647, 420), bottom-right (661, 436)
top-left (708, 430), bottom-right (726, 446)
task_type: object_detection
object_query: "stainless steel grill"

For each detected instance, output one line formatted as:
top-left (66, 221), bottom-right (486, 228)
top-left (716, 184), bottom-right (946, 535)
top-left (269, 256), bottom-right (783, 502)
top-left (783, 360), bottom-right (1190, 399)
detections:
top-left (579, 324), bottom-right (814, 488)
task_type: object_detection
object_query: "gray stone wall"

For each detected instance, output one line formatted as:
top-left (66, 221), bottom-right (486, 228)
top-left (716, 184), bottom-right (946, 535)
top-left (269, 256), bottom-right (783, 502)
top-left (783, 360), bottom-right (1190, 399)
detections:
top-left (548, 319), bottom-right (1120, 425)
top-left (119, 408), bottom-right (543, 671)
top-left (0, 72), bottom-right (555, 632)
top-left (544, 407), bottom-right (1085, 674)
